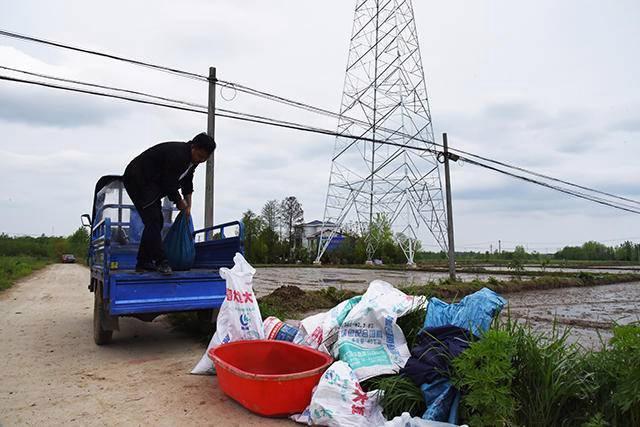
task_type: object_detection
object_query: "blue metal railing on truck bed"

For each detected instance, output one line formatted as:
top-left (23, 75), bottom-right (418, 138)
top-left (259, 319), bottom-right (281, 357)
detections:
top-left (193, 221), bottom-right (244, 269)
top-left (89, 216), bottom-right (244, 316)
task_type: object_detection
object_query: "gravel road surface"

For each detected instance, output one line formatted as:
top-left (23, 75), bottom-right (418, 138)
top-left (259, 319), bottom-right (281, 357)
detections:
top-left (0, 264), bottom-right (290, 426)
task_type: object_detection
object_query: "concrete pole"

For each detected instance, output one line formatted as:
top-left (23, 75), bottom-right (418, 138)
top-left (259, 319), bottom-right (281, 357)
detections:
top-left (205, 67), bottom-right (216, 228)
top-left (443, 133), bottom-right (456, 281)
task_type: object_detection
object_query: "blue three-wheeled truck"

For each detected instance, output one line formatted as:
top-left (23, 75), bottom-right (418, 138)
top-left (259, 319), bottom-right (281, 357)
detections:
top-left (82, 175), bottom-right (244, 345)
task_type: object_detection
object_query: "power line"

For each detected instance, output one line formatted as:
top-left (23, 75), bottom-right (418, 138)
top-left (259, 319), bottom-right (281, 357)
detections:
top-left (0, 73), bottom-right (434, 152)
top-left (3, 28), bottom-right (639, 209)
top-left (2, 64), bottom-right (426, 152)
top-left (228, 80), bottom-right (640, 208)
top-left (0, 27), bottom-right (426, 139)
top-left (460, 156), bottom-right (640, 215)
top-left (213, 79), bottom-right (640, 208)
top-left (0, 65), bottom-right (206, 109)
top-left (0, 74), bottom-right (208, 114)
top-left (2, 72), bottom-right (639, 217)
top-left (0, 29), bottom-right (208, 82)
top-left (0, 28), bottom-right (446, 145)
top-left (448, 146), bottom-right (640, 207)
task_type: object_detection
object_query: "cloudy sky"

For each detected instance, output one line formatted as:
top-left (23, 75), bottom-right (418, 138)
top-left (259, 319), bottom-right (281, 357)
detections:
top-left (0, 0), bottom-right (638, 252)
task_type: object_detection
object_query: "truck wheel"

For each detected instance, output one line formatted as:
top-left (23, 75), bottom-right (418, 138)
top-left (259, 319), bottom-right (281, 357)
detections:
top-left (93, 284), bottom-right (113, 345)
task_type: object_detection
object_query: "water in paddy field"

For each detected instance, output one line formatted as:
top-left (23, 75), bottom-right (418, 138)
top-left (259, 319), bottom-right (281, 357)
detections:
top-left (505, 282), bottom-right (640, 348)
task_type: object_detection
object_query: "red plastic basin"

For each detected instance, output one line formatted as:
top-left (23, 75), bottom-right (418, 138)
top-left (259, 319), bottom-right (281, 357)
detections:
top-left (208, 340), bottom-right (333, 417)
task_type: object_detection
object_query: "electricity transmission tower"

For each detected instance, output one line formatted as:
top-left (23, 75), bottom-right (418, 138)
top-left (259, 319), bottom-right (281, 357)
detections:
top-left (316, 0), bottom-right (448, 265)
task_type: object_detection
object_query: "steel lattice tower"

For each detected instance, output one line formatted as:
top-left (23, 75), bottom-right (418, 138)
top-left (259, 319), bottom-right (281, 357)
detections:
top-left (316, 0), bottom-right (448, 264)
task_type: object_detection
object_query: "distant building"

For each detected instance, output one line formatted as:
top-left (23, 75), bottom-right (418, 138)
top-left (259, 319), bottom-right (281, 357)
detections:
top-left (296, 220), bottom-right (343, 250)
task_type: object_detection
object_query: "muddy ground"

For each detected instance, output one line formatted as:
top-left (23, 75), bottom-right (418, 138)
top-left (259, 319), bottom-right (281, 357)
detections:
top-left (1, 264), bottom-right (638, 425)
top-left (252, 267), bottom-right (502, 297)
top-left (506, 281), bottom-right (640, 347)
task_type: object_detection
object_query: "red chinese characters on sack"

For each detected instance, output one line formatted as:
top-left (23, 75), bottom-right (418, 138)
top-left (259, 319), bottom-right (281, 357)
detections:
top-left (225, 289), bottom-right (255, 304)
top-left (243, 291), bottom-right (253, 303)
top-left (351, 383), bottom-right (368, 415)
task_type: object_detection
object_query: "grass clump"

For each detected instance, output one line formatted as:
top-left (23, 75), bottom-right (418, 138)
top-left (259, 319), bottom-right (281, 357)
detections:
top-left (0, 256), bottom-right (49, 291)
top-left (584, 324), bottom-right (640, 426)
top-left (507, 321), bottom-right (594, 426)
top-left (396, 307), bottom-right (426, 350)
top-left (363, 374), bottom-right (425, 419)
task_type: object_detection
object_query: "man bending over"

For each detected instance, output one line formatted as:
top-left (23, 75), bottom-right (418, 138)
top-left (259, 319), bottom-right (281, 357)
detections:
top-left (123, 133), bottom-right (216, 275)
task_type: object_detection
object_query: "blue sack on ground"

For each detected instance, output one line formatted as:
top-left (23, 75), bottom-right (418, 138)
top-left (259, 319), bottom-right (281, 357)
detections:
top-left (163, 211), bottom-right (195, 270)
top-left (421, 378), bottom-right (460, 423)
top-left (424, 287), bottom-right (507, 336)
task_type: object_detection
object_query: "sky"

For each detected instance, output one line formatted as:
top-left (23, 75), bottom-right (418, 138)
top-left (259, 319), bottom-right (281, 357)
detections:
top-left (0, 0), bottom-right (638, 253)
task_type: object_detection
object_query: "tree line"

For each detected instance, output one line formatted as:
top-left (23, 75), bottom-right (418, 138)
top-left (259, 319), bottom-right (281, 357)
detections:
top-left (241, 197), bottom-right (412, 265)
top-left (416, 240), bottom-right (640, 263)
top-left (241, 196), bottom-right (306, 264)
top-left (0, 228), bottom-right (89, 262)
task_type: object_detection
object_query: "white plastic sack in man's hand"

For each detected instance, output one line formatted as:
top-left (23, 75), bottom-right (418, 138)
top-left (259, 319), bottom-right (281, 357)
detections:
top-left (292, 361), bottom-right (386, 427)
top-left (191, 253), bottom-right (264, 375)
top-left (336, 280), bottom-right (425, 381)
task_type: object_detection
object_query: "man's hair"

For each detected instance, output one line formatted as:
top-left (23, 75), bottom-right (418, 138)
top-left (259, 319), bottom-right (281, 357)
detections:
top-left (191, 133), bottom-right (216, 154)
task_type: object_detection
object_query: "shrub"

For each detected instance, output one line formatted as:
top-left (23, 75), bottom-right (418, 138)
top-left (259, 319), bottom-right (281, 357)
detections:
top-left (452, 329), bottom-right (516, 426)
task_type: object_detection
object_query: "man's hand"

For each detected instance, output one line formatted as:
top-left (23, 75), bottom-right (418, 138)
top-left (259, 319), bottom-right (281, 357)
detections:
top-left (184, 193), bottom-right (192, 217)
top-left (177, 199), bottom-right (188, 212)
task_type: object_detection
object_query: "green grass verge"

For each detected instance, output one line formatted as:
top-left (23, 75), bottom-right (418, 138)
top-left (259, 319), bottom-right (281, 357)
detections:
top-left (0, 256), bottom-right (50, 291)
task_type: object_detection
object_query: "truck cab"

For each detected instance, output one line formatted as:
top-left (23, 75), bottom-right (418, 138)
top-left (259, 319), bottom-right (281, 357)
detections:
top-left (83, 175), bottom-right (243, 345)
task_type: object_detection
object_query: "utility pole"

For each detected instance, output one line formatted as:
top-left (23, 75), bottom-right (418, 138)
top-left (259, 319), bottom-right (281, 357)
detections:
top-left (443, 133), bottom-right (456, 281)
top-left (205, 67), bottom-right (216, 229)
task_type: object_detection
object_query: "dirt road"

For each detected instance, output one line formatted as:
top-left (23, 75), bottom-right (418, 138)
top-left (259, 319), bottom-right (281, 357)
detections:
top-left (0, 264), bottom-right (290, 426)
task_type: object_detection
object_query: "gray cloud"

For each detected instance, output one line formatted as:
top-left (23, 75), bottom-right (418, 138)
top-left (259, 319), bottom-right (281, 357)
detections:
top-left (610, 118), bottom-right (640, 133)
top-left (554, 130), bottom-right (606, 154)
top-left (0, 84), bottom-right (126, 127)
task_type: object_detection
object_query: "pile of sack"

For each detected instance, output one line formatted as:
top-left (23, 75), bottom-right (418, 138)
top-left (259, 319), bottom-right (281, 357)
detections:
top-left (191, 254), bottom-right (506, 427)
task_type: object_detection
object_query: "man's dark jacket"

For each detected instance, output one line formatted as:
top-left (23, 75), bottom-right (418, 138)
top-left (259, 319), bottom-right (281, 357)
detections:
top-left (123, 142), bottom-right (196, 209)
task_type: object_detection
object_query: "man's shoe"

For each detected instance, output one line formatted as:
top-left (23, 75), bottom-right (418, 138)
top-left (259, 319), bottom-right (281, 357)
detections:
top-left (157, 260), bottom-right (173, 276)
top-left (135, 261), bottom-right (156, 272)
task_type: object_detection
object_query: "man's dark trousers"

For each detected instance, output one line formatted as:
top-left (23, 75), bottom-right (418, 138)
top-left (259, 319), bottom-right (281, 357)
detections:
top-left (134, 199), bottom-right (166, 265)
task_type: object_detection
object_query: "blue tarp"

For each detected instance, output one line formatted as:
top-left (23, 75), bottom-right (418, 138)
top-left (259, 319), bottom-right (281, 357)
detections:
top-left (163, 211), bottom-right (195, 270)
top-left (424, 287), bottom-right (507, 336)
top-left (411, 287), bottom-right (507, 423)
